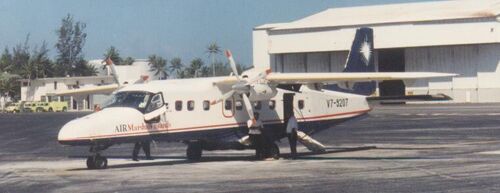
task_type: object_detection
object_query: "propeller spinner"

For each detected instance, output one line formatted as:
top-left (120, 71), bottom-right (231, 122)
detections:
top-left (211, 50), bottom-right (274, 128)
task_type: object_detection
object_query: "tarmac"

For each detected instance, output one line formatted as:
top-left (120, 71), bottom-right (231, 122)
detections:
top-left (1, 104), bottom-right (500, 193)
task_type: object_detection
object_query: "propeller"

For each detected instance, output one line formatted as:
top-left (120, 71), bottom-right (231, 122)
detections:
top-left (103, 57), bottom-right (120, 86)
top-left (211, 50), bottom-right (272, 128)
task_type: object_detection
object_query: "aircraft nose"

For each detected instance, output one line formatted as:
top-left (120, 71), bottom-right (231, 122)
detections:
top-left (58, 107), bottom-right (146, 145)
top-left (58, 118), bottom-right (92, 145)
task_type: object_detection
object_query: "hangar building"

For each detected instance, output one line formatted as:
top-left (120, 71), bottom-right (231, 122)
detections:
top-left (253, 0), bottom-right (500, 103)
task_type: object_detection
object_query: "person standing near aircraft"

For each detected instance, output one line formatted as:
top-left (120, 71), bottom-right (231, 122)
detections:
top-left (286, 114), bottom-right (299, 159)
top-left (248, 112), bottom-right (265, 160)
top-left (132, 140), bottom-right (153, 161)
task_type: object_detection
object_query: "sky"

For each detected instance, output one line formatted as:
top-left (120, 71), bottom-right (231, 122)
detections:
top-left (0, 0), bottom-right (436, 67)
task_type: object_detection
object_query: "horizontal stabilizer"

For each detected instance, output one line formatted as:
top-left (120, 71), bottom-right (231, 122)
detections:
top-left (367, 93), bottom-right (452, 101)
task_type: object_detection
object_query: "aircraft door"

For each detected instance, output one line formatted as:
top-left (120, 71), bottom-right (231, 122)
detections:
top-left (283, 93), bottom-right (295, 128)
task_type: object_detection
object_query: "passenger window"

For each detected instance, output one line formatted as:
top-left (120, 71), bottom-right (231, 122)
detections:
top-left (298, 100), bottom-right (304, 109)
top-left (268, 100), bottom-right (276, 110)
top-left (175, 101), bottom-right (182, 111)
top-left (187, 100), bottom-right (195, 111)
top-left (235, 100), bottom-right (243, 111)
top-left (225, 100), bottom-right (232, 110)
top-left (145, 93), bottom-right (163, 113)
top-left (254, 101), bottom-right (262, 110)
top-left (203, 100), bottom-right (210, 111)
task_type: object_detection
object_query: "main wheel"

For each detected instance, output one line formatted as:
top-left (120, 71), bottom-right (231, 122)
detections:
top-left (267, 143), bottom-right (280, 160)
top-left (62, 107), bottom-right (67, 112)
top-left (186, 142), bottom-right (203, 161)
top-left (36, 108), bottom-right (43, 112)
top-left (86, 156), bottom-right (96, 169)
top-left (48, 108), bottom-right (53, 112)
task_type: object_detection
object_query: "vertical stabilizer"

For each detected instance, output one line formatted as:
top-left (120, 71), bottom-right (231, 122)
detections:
top-left (324, 27), bottom-right (376, 95)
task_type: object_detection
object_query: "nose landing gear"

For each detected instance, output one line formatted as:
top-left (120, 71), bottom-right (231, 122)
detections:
top-left (87, 144), bottom-right (111, 169)
top-left (86, 154), bottom-right (108, 169)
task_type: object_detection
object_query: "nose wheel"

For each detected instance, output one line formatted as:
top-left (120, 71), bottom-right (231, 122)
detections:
top-left (86, 154), bottom-right (108, 169)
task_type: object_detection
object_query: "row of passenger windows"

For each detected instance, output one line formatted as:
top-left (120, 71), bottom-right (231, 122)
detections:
top-left (172, 100), bottom-right (305, 111)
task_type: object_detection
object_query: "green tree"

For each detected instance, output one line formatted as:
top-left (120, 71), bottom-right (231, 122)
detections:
top-left (103, 46), bottom-right (123, 65)
top-left (11, 36), bottom-right (31, 78)
top-left (123, 57), bottom-right (135, 65)
top-left (0, 47), bottom-right (12, 72)
top-left (184, 58), bottom-right (204, 78)
top-left (169, 57), bottom-right (183, 78)
top-left (0, 72), bottom-right (20, 100)
top-left (55, 14), bottom-right (88, 76)
top-left (29, 42), bottom-right (53, 79)
top-left (148, 55), bottom-right (168, 80)
top-left (206, 42), bottom-right (221, 77)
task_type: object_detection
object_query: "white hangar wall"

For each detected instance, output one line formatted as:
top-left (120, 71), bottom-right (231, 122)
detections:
top-left (253, 1), bottom-right (500, 103)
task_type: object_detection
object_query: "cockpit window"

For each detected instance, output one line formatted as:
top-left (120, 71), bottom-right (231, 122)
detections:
top-left (145, 93), bottom-right (164, 113)
top-left (102, 91), bottom-right (153, 113)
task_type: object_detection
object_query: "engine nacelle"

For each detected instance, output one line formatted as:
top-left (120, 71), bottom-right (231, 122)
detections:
top-left (248, 84), bottom-right (277, 101)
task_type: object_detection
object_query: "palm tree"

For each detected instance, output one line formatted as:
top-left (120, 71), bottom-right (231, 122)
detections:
top-left (103, 46), bottom-right (123, 65)
top-left (206, 42), bottom-right (221, 77)
top-left (170, 57), bottom-right (183, 79)
top-left (123, 57), bottom-right (135, 65)
top-left (148, 55), bottom-right (168, 80)
top-left (185, 58), bottom-right (204, 78)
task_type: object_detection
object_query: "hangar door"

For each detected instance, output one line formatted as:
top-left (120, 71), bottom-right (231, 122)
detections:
top-left (378, 49), bottom-right (406, 96)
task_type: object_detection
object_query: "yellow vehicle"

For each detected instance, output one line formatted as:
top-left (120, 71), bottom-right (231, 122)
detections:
top-left (34, 101), bottom-right (69, 112)
top-left (5, 102), bottom-right (20, 113)
top-left (21, 102), bottom-right (38, 112)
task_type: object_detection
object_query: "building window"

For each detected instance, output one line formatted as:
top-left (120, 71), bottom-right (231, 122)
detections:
top-left (187, 100), bottom-right (195, 111)
top-left (235, 100), bottom-right (243, 111)
top-left (54, 81), bottom-right (58, 90)
top-left (298, 100), bottom-right (304, 109)
top-left (225, 100), bottom-right (232, 110)
top-left (175, 101), bottom-right (182, 111)
top-left (269, 100), bottom-right (276, 110)
top-left (203, 100), bottom-right (210, 111)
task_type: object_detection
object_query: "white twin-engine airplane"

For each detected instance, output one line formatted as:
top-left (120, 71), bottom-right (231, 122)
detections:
top-left (57, 28), bottom-right (456, 169)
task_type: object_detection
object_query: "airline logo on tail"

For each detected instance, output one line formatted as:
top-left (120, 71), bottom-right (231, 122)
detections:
top-left (326, 27), bottom-right (376, 95)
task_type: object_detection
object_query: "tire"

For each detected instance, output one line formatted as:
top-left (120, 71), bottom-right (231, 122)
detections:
top-left (62, 107), bottom-right (67, 112)
top-left (36, 108), bottom-right (43, 113)
top-left (267, 143), bottom-right (280, 160)
top-left (48, 108), bottom-right (53, 112)
top-left (186, 142), bottom-right (203, 161)
top-left (86, 156), bottom-right (96, 169)
top-left (87, 155), bottom-right (108, 169)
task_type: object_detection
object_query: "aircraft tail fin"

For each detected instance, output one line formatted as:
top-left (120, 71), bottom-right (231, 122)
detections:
top-left (324, 27), bottom-right (377, 95)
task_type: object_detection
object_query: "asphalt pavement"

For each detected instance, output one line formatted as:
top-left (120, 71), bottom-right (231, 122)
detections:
top-left (1, 104), bottom-right (500, 193)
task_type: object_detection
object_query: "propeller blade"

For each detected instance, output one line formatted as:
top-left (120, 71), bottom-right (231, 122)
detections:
top-left (210, 90), bottom-right (235, 105)
top-left (103, 57), bottom-right (120, 86)
top-left (225, 50), bottom-right (240, 80)
top-left (246, 69), bottom-right (272, 85)
top-left (242, 94), bottom-right (255, 128)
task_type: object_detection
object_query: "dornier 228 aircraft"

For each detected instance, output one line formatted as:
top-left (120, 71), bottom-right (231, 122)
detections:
top-left (57, 28), bottom-right (456, 169)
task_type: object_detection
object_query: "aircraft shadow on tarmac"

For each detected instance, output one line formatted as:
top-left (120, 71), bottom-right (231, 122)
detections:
top-left (67, 146), bottom-right (428, 170)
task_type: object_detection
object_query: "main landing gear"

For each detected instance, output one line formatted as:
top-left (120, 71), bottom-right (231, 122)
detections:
top-left (186, 141), bottom-right (203, 161)
top-left (87, 144), bottom-right (110, 169)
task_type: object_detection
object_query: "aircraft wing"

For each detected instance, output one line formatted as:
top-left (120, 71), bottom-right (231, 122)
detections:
top-left (51, 84), bottom-right (120, 96)
top-left (214, 72), bottom-right (457, 85)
